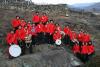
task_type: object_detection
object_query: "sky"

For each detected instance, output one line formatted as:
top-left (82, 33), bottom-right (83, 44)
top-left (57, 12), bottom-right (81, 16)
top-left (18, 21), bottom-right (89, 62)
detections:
top-left (30, 0), bottom-right (100, 5)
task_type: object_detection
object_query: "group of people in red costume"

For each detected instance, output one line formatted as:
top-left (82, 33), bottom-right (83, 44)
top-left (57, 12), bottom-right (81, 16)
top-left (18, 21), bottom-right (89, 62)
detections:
top-left (6, 12), bottom-right (95, 63)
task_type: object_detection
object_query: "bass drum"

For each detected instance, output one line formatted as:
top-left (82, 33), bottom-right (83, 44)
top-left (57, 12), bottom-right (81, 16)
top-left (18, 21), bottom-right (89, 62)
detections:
top-left (9, 44), bottom-right (21, 57)
top-left (55, 39), bottom-right (62, 45)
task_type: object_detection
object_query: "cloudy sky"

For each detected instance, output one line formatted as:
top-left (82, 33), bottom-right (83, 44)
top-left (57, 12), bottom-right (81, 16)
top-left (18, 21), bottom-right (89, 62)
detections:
top-left (31, 0), bottom-right (100, 5)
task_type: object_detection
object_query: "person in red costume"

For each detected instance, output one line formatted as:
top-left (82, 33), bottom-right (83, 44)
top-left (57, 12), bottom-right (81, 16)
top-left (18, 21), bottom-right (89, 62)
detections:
top-left (24, 25), bottom-right (33, 53)
top-left (6, 30), bottom-right (18, 59)
top-left (20, 19), bottom-right (26, 28)
top-left (55, 23), bottom-right (62, 32)
top-left (63, 25), bottom-right (71, 46)
top-left (72, 42), bottom-right (80, 58)
top-left (35, 22), bottom-right (45, 44)
top-left (32, 12), bottom-right (40, 25)
top-left (81, 42), bottom-right (89, 63)
top-left (15, 26), bottom-right (26, 55)
top-left (53, 30), bottom-right (62, 41)
top-left (83, 32), bottom-right (91, 43)
top-left (27, 21), bottom-right (32, 31)
top-left (11, 16), bottom-right (21, 31)
top-left (6, 30), bottom-right (18, 45)
top-left (41, 13), bottom-right (48, 25)
top-left (88, 41), bottom-right (95, 57)
top-left (77, 30), bottom-right (85, 46)
top-left (31, 24), bottom-right (37, 45)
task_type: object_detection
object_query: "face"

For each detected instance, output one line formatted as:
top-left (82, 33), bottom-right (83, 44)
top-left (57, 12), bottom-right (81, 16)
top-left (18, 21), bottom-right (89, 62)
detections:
top-left (16, 16), bottom-right (20, 19)
top-left (18, 26), bottom-right (22, 29)
top-left (36, 12), bottom-right (39, 15)
top-left (24, 26), bottom-right (28, 29)
top-left (11, 31), bottom-right (14, 34)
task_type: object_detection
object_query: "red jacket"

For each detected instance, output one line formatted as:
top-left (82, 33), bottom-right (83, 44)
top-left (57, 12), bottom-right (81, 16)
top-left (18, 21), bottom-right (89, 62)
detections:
top-left (6, 33), bottom-right (18, 45)
top-left (32, 15), bottom-right (40, 23)
top-left (35, 24), bottom-right (44, 33)
top-left (77, 32), bottom-right (84, 42)
top-left (45, 23), bottom-right (51, 33)
top-left (81, 45), bottom-right (88, 54)
top-left (41, 15), bottom-right (48, 23)
top-left (83, 34), bottom-right (91, 42)
top-left (27, 23), bottom-right (32, 31)
top-left (72, 44), bottom-right (80, 53)
top-left (15, 28), bottom-right (26, 40)
top-left (11, 19), bottom-right (21, 28)
top-left (49, 23), bottom-right (56, 34)
top-left (64, 27), bottom-right (71, 35)
top-left (70, 31), bottom-right (77, 40)
top-left (88, 45), bottom-right (95, 54)
top-left (20, 21), bottom-right (26, 27)
top-left (53, 31), bottom-right (62, 41)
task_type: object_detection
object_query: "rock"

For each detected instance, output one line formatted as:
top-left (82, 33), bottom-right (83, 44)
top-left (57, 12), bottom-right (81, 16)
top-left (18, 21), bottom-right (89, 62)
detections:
top-left (0, 45), bottom-right (83, 67)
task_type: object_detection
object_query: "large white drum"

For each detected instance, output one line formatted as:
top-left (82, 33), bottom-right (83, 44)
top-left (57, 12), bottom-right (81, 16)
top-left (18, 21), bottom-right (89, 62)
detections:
top-left (55, 39), bottom-right (62, 45)
top-left (9, 44), bottom-right (21, 57)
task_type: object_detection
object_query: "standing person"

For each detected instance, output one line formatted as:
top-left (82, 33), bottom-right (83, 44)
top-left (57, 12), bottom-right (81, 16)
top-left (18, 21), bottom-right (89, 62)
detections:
top-left (72, 42), bottom-right (80, 58)
top-left (77, 30), bottom-right (85, 46)
top-left (24, 25), bottom-right (33, 54)
top-left (35, 22), bottom-right (44, 44)
top-left (45, 21), bottom-right (51, 44)
top-left (53, 30), bottom-right (62, 45)
top-left (55, 23), bottom-right (62, 32)
top-left (32, 12), bottom-right (40, 26)
top-left (63, 25), bottom-right (71, 46)
top-left (69, 31), bottom-right (78, 47)
top-left (31, 24), bottom-right (37, 46)
top-left (80, 42), bottom-right (89, 63)
top-left (88, 41), bottom-right (95, 58)
top-left (83, 31), bottom-right (91, 43)
top-left (41, 13), bottom-right (48, 25)
top-left (11, 16), bottom-right (21, 31)
top-left (6, 30), bottom-right (18, 59)
top-left (15, 26), bottom-right (26, 55)
top-left (20, 19), bottom-right (26, 28)
top-left (49, 20), bottom-right (56, 44)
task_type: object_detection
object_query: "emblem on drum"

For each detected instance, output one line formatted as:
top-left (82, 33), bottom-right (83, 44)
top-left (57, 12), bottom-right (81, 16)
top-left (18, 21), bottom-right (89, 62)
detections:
top-left (9, 44), bottom-right (21, 57)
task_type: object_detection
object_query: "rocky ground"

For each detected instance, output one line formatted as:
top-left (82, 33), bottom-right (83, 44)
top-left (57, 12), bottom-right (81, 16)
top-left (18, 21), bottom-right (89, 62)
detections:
top-left (0, 7), bottom-right (100, 67)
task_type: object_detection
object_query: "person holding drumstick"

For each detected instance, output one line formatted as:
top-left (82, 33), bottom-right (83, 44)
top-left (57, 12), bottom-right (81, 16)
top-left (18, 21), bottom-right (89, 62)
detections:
top-left (6, 29), bottom-right (18, 59)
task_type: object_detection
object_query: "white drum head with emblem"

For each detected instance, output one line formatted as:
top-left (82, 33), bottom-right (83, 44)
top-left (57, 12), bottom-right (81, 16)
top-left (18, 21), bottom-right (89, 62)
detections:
top-left (9, 44), bottom-right (21, 57)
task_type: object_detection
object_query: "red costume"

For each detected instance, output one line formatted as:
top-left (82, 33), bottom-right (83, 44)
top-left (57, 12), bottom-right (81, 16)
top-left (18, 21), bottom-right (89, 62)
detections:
top-left (72, 44), bottom-right (80, 54)
top-left (35, 24), bottom-right (44, 33)
top-left (81, 45), bottom-right (88, 54)
top-left (70, 31), bottom-right (77, 41)
top-left (49, 23), bottom-right (56, 35)
top-left (11, 19), bottom-right (21, 28)
top-left (64, 26), bottom-right (71, 35)
top-left (53, 31), bottom-right (62, 41)
top-left (77, 32), bottom-right (85, 42)
top-left (27, 23), bottom-right (32, 31)
top-left (88, 45), bottom-right (95, 54)
top-left (83, 34), bottom-right (91, 43)
top-left (15, 28), bottom-right (26, 40)
top-left (20, 21), bottom-right (26, 27)
top-left (6, 33), bottom-right (18, 45)
top-left (41, 15), bottom-right (48, 23)
top-left (32, 15), bottom-right (40, 23)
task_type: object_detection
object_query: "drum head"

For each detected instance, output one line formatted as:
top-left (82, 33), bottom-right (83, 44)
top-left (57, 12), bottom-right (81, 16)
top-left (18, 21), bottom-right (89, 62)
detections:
top-left (9, 44), bottom-right (21, 57)
top-left (55, 39), bottom-right (62, 45)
